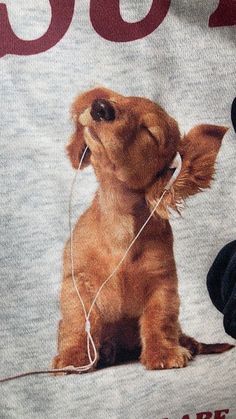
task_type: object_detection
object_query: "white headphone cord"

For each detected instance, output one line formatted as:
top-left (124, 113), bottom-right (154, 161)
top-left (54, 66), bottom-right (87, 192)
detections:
top-left (66, 146), bottom-right (168, 373)
top-left (0, 148), bottom-right (180, 382)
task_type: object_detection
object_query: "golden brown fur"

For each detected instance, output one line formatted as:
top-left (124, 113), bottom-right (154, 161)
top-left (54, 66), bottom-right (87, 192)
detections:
top-left (53, 87), bottom-right (233, 371)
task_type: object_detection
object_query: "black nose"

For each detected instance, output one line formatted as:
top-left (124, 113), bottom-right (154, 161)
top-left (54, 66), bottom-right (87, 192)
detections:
top-left (90, 99), bottom-right (116, 122)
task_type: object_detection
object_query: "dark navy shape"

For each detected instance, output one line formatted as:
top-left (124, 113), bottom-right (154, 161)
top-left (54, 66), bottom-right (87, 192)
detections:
top-left (231, 97), bottom-right (236, 133)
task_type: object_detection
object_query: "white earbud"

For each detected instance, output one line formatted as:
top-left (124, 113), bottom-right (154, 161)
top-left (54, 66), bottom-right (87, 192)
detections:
top-left (164, 152), bottom-right (182, 191)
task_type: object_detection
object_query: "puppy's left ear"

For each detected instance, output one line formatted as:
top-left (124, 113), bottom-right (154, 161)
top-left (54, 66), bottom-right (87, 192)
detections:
top-left (176, 124), bottom-right (228, 197)
top-left (146, 124), bottom-right (228, 219)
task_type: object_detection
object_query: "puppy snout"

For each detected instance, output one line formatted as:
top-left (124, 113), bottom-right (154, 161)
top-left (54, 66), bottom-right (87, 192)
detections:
top-left (90, 99), bottom-right (116, 122)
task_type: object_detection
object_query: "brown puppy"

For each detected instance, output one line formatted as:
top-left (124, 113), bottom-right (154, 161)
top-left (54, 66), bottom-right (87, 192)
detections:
top-left (53, 87), bottom-right (233, 371)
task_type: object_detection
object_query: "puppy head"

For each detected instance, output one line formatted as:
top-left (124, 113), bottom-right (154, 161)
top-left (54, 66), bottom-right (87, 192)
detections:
top-left (67, 87), bottom-right (228, 218)
top-left (67, 87), bottom-right (180, 189)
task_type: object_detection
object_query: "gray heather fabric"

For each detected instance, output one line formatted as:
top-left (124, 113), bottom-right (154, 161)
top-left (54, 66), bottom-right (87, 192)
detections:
top-left (0, 1), bottom-right (236, 418)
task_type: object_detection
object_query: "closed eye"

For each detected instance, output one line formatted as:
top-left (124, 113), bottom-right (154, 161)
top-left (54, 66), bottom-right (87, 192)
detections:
top-left (140, 124), bottom-right (159, 143)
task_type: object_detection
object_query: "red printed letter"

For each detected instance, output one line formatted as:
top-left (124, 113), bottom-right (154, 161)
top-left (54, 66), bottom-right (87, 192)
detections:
top-left (214, 409), bottom-right (229, 419)
top-left (0, 0), bottom-right (75, 57)
top-left (209, 0), bottom-right (236, 27)
top-left (196, 413), bottom-right (213, 419)
top-left (90, 0), bottom-right (171, 42)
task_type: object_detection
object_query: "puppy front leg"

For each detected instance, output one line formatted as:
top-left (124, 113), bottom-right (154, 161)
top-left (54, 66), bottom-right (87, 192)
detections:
top-left (53, 317), bottom-right (102, 372)
top-left (140, 282), bottom-right (192, 370)
top-left (52, 275), bottom-right (103, 372)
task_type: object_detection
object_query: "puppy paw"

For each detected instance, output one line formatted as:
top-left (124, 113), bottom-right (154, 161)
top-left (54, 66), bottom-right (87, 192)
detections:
top-left (179, 334), bottom-right (201, 357)
top-left (141, 345), bottom-right (192, 370)
top-left (51, 355), bottom-right (66, 375)
top-left (52, 348), bottom-right (96, 374)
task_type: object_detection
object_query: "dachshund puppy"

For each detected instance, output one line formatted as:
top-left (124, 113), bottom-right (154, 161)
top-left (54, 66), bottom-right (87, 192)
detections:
top-left (53, 87), bottom-right (233, 371)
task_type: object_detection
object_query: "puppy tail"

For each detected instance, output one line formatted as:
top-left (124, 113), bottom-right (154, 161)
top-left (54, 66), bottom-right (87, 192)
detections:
top-left (198, 342), bottom-right (235, 355)
top-left (179, 334), bottom-right (234, 356)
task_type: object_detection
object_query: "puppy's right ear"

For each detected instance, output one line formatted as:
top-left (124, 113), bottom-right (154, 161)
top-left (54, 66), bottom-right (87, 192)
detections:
top-left (66, 87), bottom-right (112, 168)
top-left (66, 110), bottom-right (91, 169)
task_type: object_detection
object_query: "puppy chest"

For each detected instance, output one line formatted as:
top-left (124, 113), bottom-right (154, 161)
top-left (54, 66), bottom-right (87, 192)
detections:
top-left (117, 266), bottom-right (149, 317)
top-left (103, 213), bottom-right (135, 251)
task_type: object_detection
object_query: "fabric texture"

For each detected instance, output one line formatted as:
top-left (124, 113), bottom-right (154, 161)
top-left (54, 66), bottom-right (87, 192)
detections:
top-left (0, 1), bottom-right (236, 418)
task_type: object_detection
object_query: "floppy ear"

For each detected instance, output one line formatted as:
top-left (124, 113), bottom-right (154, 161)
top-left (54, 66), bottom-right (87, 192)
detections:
top-left (66, 105), bottom-right (91, 170)
top-left (66, 87), bottom-right (111, 169)
top-left (146, 124), bottom-right (228, 219)
top-left (66, 124), bottom-right (91, 170)
top-left (175, 124), bottom-right (228, 197)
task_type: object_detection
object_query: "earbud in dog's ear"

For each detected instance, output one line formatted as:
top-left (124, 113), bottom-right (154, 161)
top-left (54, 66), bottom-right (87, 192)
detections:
top-left (164, 152), bottom-right (182, 191)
